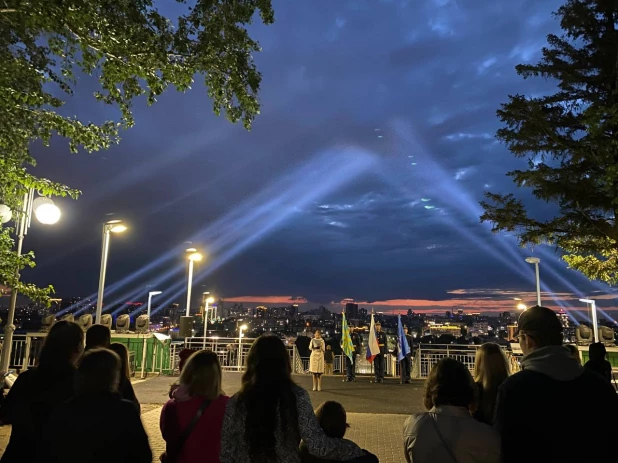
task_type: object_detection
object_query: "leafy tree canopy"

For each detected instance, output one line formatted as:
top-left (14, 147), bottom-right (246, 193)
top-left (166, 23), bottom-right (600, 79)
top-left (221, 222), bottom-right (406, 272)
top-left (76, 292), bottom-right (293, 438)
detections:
top-left (481, 0), bottom-right (618, 284)
top-left (0, 0), bottom-right (274, 303)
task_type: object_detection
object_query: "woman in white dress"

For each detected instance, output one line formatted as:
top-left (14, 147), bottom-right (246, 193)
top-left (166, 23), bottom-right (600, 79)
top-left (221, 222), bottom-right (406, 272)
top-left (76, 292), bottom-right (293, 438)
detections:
top-left (309, 330), bottom-right (325, 391)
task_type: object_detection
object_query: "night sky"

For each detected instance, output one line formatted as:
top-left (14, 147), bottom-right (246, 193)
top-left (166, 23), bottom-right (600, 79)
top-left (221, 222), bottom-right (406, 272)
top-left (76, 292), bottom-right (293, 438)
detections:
top-left (20, 0), bottom-right (618, 315)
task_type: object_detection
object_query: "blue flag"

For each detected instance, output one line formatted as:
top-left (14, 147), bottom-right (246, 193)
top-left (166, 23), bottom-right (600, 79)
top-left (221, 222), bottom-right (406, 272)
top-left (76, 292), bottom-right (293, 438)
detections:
top-left (396, 315), bottom-right (410, 362)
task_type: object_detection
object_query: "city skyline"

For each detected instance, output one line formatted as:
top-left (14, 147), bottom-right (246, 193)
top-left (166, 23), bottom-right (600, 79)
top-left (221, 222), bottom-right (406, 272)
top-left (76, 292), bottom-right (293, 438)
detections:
top-left (18, 0), bottom-right (618, 315)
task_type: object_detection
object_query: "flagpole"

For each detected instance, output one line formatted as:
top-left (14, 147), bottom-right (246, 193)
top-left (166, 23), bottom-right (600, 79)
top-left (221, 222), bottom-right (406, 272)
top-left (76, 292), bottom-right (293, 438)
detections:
top-left (341, 308), bottom-right (346, 382)
top-left (370, 309), bottom-right (374, 383)
top-left (399, 315), bottom-right (404, 384)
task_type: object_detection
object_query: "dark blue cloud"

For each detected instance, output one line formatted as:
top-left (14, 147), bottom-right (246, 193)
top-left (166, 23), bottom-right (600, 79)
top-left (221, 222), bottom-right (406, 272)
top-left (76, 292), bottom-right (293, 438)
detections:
top-left (24, 0), bottom-right (615, 312)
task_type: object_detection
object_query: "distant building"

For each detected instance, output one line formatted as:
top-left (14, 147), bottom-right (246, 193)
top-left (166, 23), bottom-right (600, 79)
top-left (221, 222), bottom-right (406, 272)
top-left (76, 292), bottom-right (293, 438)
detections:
top-left (345, 302), bottom-right (359, 318)
top-left (423, 322), bottom-right (462, 337)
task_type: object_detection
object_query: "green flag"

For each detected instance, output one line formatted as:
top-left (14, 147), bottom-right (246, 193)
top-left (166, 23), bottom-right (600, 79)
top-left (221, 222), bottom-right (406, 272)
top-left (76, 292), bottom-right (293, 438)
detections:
top-left (341, 312), bottom-right (354, 362)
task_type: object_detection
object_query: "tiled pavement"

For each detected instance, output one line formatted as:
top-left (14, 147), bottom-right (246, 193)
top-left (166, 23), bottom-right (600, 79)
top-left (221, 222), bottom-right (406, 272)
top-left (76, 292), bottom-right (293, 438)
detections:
top-left (0, 374), bottom-right (419, 463)
top-left (141, 405), bottom-right (408, 463)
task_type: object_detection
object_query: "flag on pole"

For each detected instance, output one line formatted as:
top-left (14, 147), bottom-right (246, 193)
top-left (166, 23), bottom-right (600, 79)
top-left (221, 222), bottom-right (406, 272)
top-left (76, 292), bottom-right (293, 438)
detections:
top-left (366, 313), bottom-right (380, 363)
top-left (396, 315), bottom-right (411, 362)
top-left (341, 312), bottom-right (355, 362)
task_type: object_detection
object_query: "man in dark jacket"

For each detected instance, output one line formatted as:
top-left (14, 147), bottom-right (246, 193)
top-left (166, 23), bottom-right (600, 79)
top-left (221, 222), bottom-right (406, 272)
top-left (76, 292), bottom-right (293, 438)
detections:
top-left (345, 331), bottom-right (362, 382)
top-left (494, 306), bottom-right (618, 463)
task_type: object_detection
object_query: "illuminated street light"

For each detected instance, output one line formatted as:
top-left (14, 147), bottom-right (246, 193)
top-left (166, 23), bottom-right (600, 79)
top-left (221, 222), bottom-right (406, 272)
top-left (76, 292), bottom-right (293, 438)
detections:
top-left (202, 292), bottom-right (215, 349)
top-left (0, 189), bottom-right (61, 373)
top-left (147, 291), bottom-right (163, 321)
top-left (525, 257), bottom-right (542, 306)
top-left (95, 220), bottom-right (127, 324)
top-left (140, 290), bottom-right (162, 379)
top-left (517, 303), bottom-right (527, 311)
top-left (579, 299), bottom-right (599, 343)
top-left (238, 324), bottom-right (248, 369)
top-left (185, 249), bottom-right (203, 317)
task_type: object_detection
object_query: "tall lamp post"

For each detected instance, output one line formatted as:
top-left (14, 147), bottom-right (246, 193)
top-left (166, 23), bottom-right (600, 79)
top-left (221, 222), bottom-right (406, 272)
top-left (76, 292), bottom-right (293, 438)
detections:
top-left (525, 257), bottom-right (542, 306)
top-left (95, 220), bottom-right (127, 324)
top-left (185, 249), bottom-right (203, 316)
top-left (203, 293), bottom-right (215, 349)
top-left (237, 324), bottom-right (248, 369)
top-left (146, 291), bottom-right (162, 324)
top-left (141, 290), bottom-right (162, 379)
top-left (579, 298), bottom-right (599, 343)
top-left (0, 189), bottom-right (61, 373)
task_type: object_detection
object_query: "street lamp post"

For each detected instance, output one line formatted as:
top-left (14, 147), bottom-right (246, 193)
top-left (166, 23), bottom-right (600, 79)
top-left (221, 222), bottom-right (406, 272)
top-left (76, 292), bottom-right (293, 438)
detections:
top-left (147, 290), bottom-right (162, 321)
top-left (579, 299), bottom-right (600, 343)
top-left (95, 220), bottom-right (127, 324)
top-left (0, 189), bottom-right (61, 373)
top-left (202, 293), bottom-right (215, 349)
top-left (237, 324), bottom-right (248, 369)
top-left (185, 250), bottom-right (203, 317)
top-left (525, 257), bottom-right (542, 306)
top-left (141, 290), bottom-right (162, 379)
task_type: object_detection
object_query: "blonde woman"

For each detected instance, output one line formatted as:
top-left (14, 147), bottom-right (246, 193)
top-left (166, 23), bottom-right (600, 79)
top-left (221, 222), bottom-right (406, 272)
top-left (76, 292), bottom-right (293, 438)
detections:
top-left (473, 342), bottom-right (510, 425)
top-left (309, 330), bottom-right (325, 391)
top-left (160, 350), bottom-right (228, 463)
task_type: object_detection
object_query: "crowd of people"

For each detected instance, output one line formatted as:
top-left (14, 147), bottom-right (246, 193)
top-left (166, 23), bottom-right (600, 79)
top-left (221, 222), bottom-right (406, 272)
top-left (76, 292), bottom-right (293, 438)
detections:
top-left (0, 305), bottom-right (616, 463)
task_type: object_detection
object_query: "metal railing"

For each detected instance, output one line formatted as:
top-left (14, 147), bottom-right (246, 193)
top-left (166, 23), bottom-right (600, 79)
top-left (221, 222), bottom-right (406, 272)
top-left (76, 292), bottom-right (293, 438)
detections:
top-left (5, 335), bottom-right (521, 380)
top-left (415, 343), bottom-right (519, 378)
top-left (4, 333), bottom-right (173, 375)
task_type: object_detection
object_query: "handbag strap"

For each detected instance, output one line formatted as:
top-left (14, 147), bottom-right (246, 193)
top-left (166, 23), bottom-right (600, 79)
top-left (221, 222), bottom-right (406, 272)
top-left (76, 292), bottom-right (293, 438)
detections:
top-left (167, 398), bottom-right (212, 462)
top-left (428, 413), bottom-right (460, 463)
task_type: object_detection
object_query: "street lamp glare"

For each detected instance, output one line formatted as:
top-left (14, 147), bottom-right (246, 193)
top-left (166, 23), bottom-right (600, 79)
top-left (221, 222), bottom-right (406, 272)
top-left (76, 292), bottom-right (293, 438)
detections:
top-left (0, 204), bottom-right (12, 224)
top-left (34, 203), bottom-right (61, 225)
top-left (240, 324), bottom-right (248, 330)
top-left (110, 224), bottom-right (127, 233)
top-left (206, 297), bottom-right (215, 304)
top-left (517, 303), bottom-right (527, 310)
top-left (525, 257), bottom-right (540, 264)
top-left (188, 252), bottom-right (202, 261)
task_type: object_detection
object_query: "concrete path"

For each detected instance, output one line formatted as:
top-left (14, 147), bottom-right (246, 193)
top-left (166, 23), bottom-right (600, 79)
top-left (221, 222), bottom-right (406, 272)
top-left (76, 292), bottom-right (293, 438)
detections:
top-left (0, 373), bottom-right (425, 463)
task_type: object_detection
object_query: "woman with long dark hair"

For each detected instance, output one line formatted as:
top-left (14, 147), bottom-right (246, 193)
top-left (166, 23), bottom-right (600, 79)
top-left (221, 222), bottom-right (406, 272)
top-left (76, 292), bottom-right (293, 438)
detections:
top-left (0, 320), bottom-right (84, 463)
top-left (220, 335), bottom-right (365, 463)
top-left (45, 348), bottom-right (152, 463)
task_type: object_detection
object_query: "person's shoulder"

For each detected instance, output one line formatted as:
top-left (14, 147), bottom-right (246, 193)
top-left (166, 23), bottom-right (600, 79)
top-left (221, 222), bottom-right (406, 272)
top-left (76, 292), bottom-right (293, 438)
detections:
top-left (211, 394), bottom-right (230, 411)
top-left (579, 368), bottom-right (616, 392)
top-left (500, 369), bottom-right (542, 389)
top-left (117, 397), bottom-right (140, 415)
top-left (292, 383), bottom-right (309, 398)
top-left (403, 412), bottom-right (429, 434)
top-left (162, 397), bottom-right (177, 413)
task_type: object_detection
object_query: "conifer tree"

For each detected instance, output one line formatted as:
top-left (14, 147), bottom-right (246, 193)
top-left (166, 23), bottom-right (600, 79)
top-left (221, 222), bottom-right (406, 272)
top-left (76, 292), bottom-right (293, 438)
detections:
top-left (481, 0), bottom-right (618, 283)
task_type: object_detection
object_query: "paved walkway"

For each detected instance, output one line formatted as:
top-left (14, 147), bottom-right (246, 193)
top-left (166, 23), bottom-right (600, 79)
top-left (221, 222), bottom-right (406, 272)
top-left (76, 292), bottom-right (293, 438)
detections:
top-left (0, 373), bottom-right (421, 463)
top-left (142, 405), bottom-right (408, 463)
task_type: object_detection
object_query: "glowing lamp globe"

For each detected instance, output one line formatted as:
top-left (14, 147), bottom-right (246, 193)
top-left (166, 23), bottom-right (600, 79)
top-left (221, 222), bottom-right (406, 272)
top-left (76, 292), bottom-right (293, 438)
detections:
top-left (34, 203), bottom-right (61, 225)
top-left (0, 204), bottom-right (12, 224)
top-left (206, 297), bottom-right (215, 304)
top-left (110, 224), bottom-right (127, 233)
